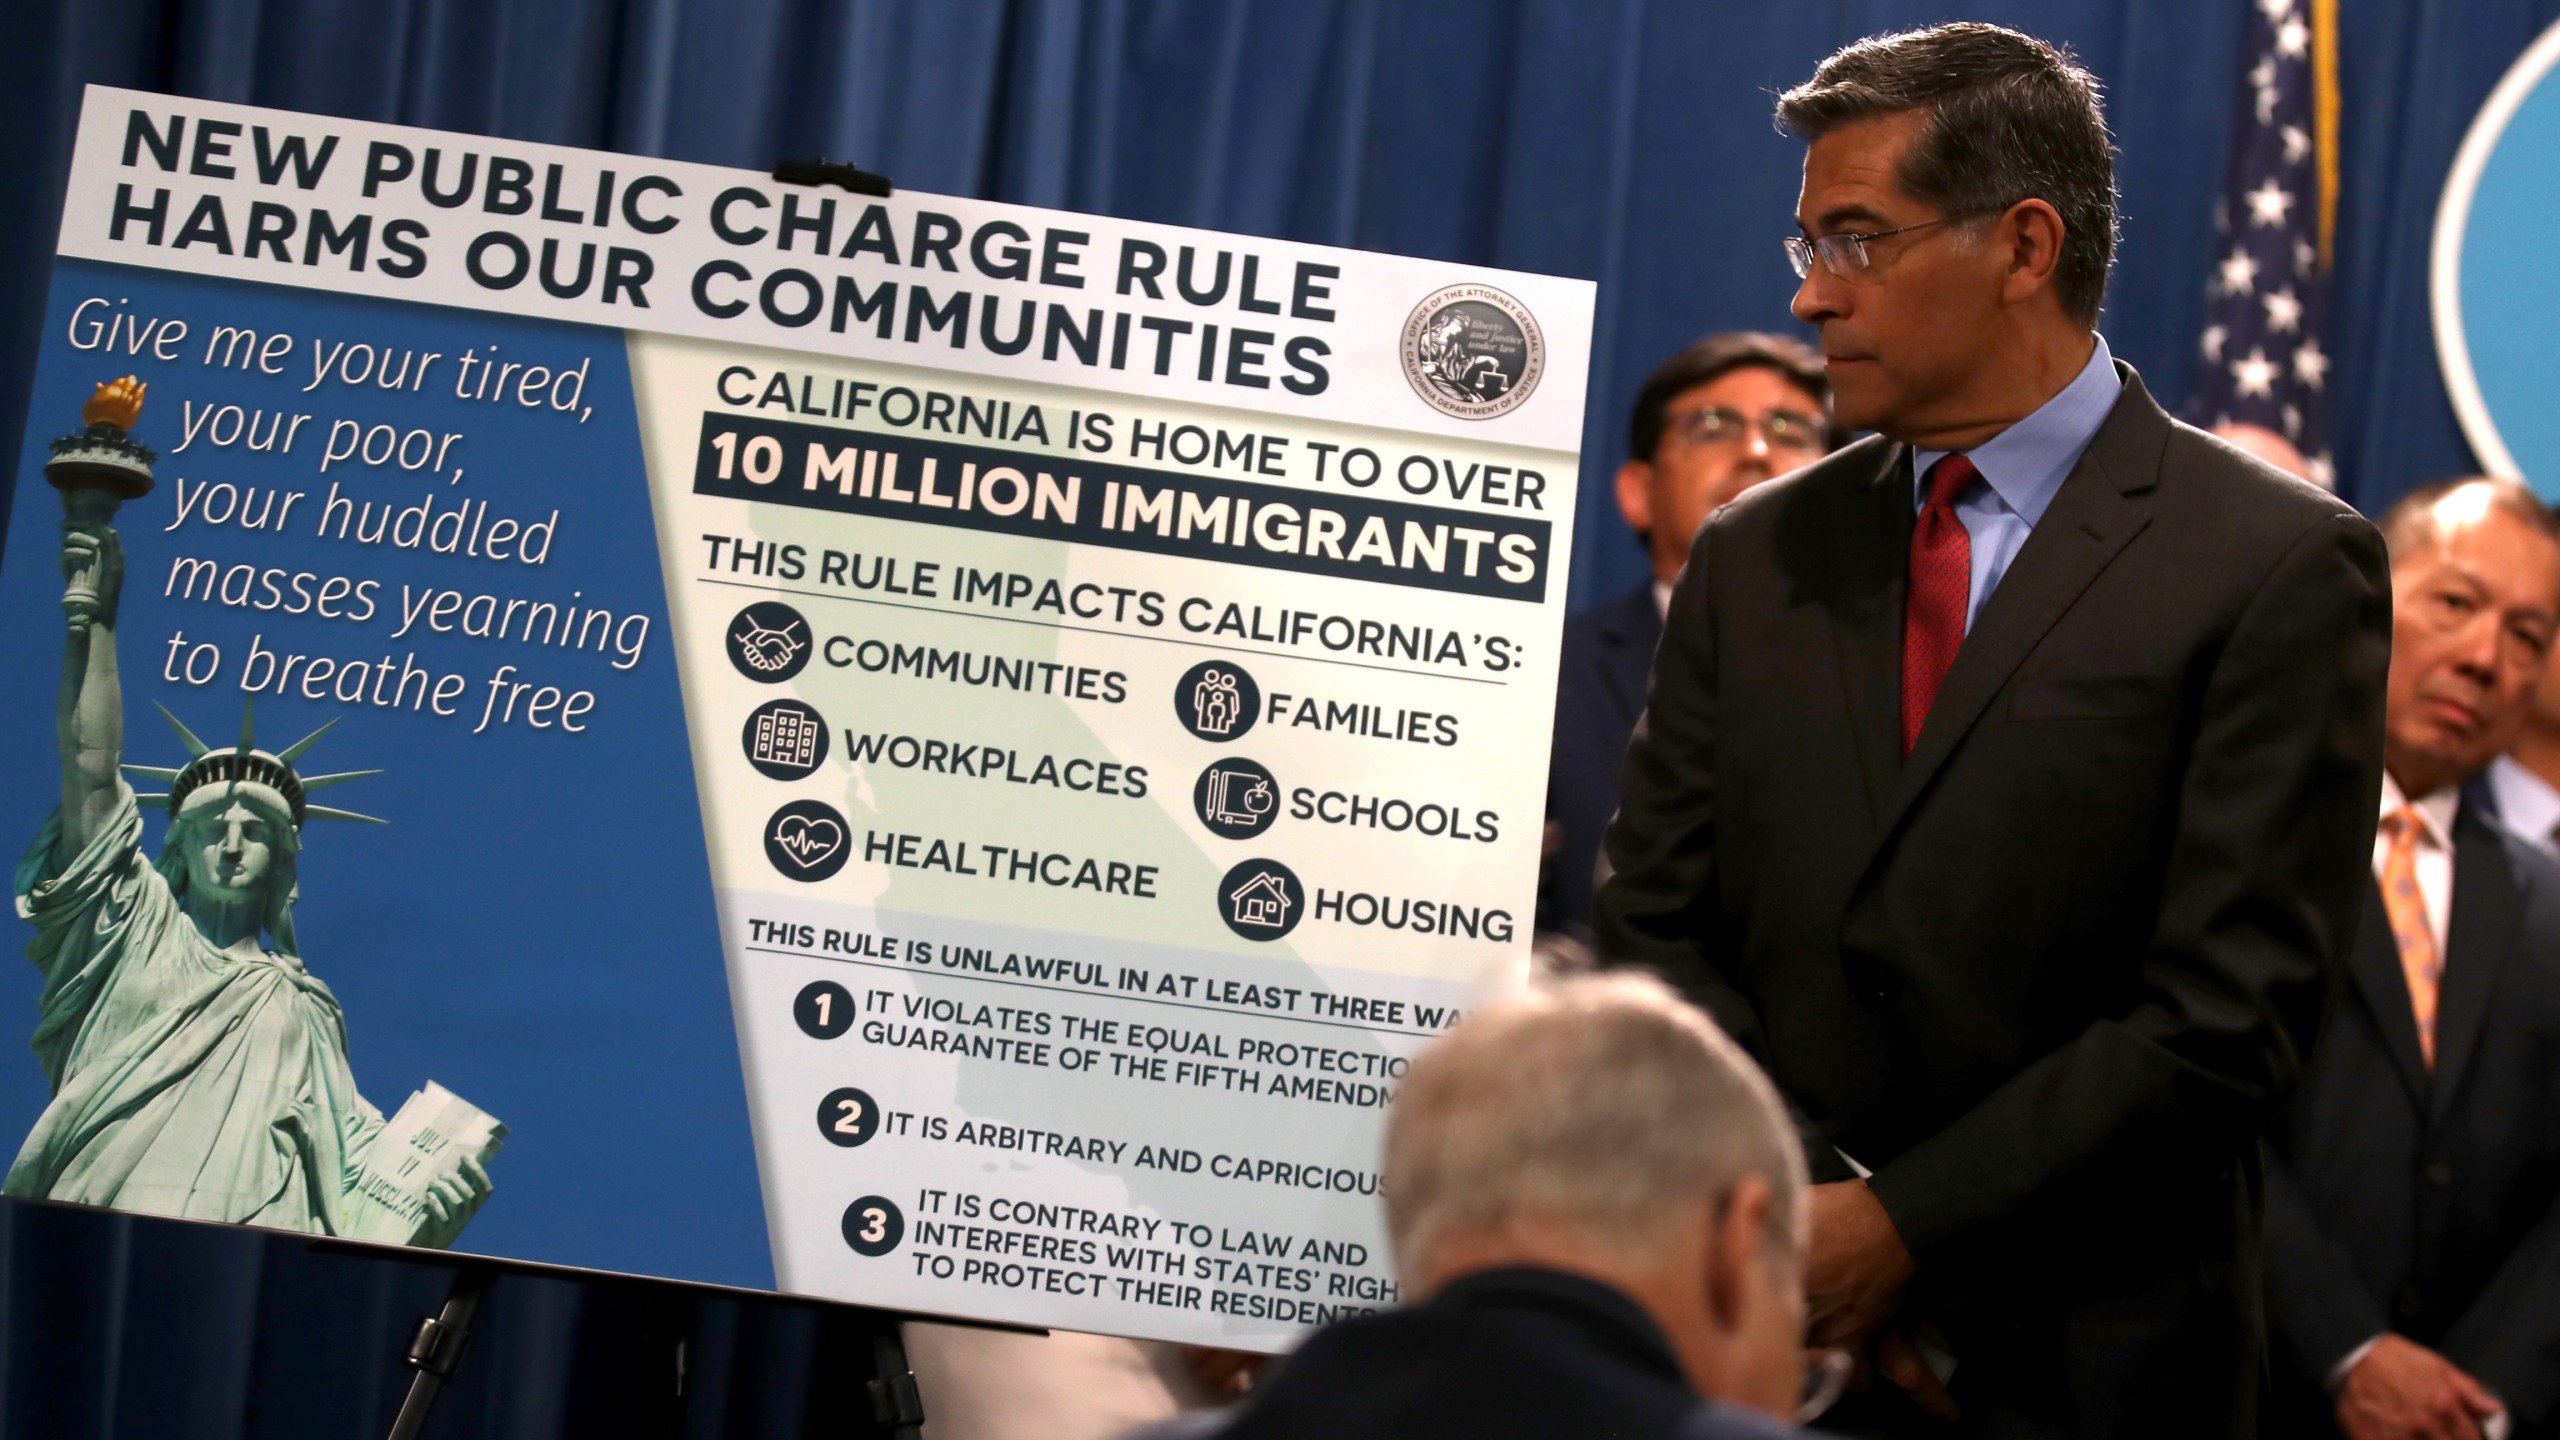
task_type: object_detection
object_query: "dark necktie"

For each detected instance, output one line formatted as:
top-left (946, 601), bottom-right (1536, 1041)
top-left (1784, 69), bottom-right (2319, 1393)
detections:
top-left (1902, 453), bottom-right (1979, 755)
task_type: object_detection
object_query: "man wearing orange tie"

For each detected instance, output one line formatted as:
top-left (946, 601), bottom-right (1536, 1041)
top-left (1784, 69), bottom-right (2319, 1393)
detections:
top-left (2266, 476), bottom-right (2560, 1440)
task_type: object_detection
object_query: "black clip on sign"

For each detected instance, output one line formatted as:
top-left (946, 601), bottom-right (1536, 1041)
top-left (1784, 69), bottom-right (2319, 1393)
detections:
top-left (771, 159), bottom-right (894, 196)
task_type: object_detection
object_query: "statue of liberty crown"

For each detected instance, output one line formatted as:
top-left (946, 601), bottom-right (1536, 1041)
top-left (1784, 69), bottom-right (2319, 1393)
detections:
top-left (122, 699), bottom-right (384, 827)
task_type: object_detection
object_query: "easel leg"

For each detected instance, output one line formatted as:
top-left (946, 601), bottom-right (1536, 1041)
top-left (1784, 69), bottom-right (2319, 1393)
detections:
top-left (868, 1326), bottom-right (926, 1440)
top-left (386, 1263), bottom-right (497, 1440)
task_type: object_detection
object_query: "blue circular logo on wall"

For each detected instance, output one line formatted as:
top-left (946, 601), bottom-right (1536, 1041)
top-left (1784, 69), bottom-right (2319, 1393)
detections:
top-left (2438, 20), bottom-right (2560, 496)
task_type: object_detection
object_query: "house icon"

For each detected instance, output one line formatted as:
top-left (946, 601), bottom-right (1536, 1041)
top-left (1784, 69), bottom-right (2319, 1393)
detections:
top-left (1227, 871), bottom-right (1293, 929)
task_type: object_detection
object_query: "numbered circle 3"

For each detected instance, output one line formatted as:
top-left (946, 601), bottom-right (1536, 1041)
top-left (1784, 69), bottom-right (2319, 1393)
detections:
top-left (795, 980), bottom-right (855, 1039)
top-left (767, 799), bottom-right (851, 882)
top-left (841, 1195), bottom-right (905, 1256)
top-left (1194, 758), bottom-right (1279, 839)
top-left (1175, 660), bottom-right (1258, 741)
top-left (817, 1087), bottom-right (881, 1147)
top-left (744, 698), bottom-right (830, 780)
top-left (728, 601), bottom-right (813, 683)
top-left (1218, 858), bottom-right (1305, 940)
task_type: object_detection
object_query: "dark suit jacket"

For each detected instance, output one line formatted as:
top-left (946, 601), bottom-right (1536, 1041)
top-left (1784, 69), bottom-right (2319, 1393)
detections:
top-left (1157, 1268), bottom-right (1810, 1440)
top-left (1544, 581), bottom-right (1663, 932)
top-left (1594, 368), bottom-right (2391, 1437)
top-left (2266, 800), bottom-right (2560, 1436)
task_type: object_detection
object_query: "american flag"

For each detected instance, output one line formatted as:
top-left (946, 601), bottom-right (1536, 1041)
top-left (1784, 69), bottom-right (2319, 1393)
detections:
top-left (2192, 0), bottom-right (2338, 490)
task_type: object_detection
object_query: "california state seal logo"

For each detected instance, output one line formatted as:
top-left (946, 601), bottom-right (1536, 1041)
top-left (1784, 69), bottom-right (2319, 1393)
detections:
top-left (1401, 284), bottom-right (1544, 420)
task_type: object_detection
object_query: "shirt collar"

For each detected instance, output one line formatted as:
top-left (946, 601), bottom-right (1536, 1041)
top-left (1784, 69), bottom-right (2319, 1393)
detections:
top-left (2488, 755), bottom-right (2560, 843)
top-left (2381, 770), bottom-right (2460, 850)
top-left (1914, 333), bottom-right (2122, 524)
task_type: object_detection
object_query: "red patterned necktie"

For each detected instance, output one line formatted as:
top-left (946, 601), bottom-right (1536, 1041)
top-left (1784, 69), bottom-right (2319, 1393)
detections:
top-left (1902, 453), bottom-right (1979, 756)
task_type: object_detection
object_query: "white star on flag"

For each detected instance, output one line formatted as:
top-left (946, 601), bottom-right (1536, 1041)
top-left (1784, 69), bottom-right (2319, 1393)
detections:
top-left (2293, 337), bottom-right (2329, 390)
top-left (2247, 178), bottom-right (2297, 227)
top-left (2233, 348), bottom-right (2280, 399)
top-left (2202, 324), bottom-right (2228, 363)
top-left (2263, 287), bottom-right (2304, 333)
top-left (2295, 238), bottom-right (2318, 276)
top-left (2258, 0), bottom-right (2294, 22)
top-left (2258, 81), bottom-right (2280, 125)
top-left (2277, 18), bottom-right (2311, 58)
top-left (2282, 125), bottom-right (2311, 165)
top-left (2283, 403), bottom-right (2303, 438)
top-left (2252, 56), bottom-right (2278, 91)
top-left (2222, 247), bottom-right (2261, 295)
top-left (2307, 453), bottom-right (2336, 490)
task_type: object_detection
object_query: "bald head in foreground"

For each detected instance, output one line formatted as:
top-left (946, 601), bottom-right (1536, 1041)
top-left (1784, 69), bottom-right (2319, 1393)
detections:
top-left (1146, 974), bottom-right (1822, 1440)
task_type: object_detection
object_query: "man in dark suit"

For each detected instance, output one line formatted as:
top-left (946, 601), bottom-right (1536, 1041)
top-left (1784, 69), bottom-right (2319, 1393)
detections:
top-left (1147, 975), bottom-right (1825, 1440)
top-left (1595, 23), bottom-right (2390, 1437)
top-left (2266, 477), bottom-right (2560, 1440)
top-left (1543, 333), bottom-right (1841, 936)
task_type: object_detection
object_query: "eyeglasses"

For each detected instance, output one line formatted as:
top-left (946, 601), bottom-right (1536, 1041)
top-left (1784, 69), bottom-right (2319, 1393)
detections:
top-left (1800, 1347), bottom-right (1853, 1422)
top-left (1784, 209), bottom-right (2004, 280)
top-left (1667, 405), bottom-right (1827, 455)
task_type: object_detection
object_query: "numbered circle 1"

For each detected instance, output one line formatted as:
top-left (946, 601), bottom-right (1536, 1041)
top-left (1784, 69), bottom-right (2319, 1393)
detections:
top-left (794, 980), bottom-right (855, 1039)
top-left (1175, 660), bottom-right (1258, 741)
top-left (727, 601), bottom-right (813, 683)
top-left (1218, 858), bottom-right (1305, 940)
top-left (817, 1087), bottom-right (881, 1147)
top-left (1194, 758), bottom-right (1280, 839)
top-left (767, 799), bottom-right (851, 882)
top-left (841, 1195), bottom-right (905, 1256)
top-left (744, 698), bottom-right (830, 780)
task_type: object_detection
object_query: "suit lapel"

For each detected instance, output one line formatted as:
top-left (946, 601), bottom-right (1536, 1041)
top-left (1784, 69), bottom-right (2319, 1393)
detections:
top-left (1824, 444), bottom-right (1915, 827)
top-left (2347, 880), bottom-right (2432, 1102)
top-left (1596, 586), bottom-right (1663, 730)
top-left (1870, 373), bottom-right (2164, 847)
top-left (2431, 805), bottom-right (2520, 1122)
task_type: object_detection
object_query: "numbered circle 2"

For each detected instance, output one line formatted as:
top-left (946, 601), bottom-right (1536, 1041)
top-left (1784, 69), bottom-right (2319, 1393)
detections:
top-left (1194, 758), bottom-right (1280, 839)
top-left (817, 1087), bottom-right (881, 1147)
top-left (841, 1195), bottom-right (905, 1256)
top-left (1175, 660), bottom-right (1258, 741)
top-left (767, 799), bottom-right (851, 882)
top-left (728, 601), bottom-right (813, 683)
top-left (744, 698), bottom-right (830, 780)
top-left (1218, 858), bottom-right (1305, 941)
top-left (794, 980), bottom-right (855, 1039)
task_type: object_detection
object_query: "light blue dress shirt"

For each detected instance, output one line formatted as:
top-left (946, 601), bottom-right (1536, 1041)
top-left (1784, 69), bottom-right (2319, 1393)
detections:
top-left (1914, 335), bottom-right (2123, 634)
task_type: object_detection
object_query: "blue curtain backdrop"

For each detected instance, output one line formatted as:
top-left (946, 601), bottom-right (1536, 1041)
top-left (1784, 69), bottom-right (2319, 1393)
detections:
top-left (0, 1), bottom-right (2552, 1435)
top-left (7, 0), bottom-right (2560, 616)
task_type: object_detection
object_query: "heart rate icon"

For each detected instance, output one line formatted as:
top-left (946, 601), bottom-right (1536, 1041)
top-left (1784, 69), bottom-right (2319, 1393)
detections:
top-left (765, 800), bottom-right (851, 882)
top-left (775, 817), bottom-right (842, 867)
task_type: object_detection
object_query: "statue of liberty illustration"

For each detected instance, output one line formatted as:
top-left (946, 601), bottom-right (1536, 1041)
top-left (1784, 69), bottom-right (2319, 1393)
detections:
top-left (11, 377), bottom-right (499, 1245)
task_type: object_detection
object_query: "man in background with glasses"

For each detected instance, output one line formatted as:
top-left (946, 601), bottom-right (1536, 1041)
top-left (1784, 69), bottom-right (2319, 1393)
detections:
top-left (1542, 332), bottom-right (1843, 940)
top-left (1597, 22), bottom-right (2390, 1437)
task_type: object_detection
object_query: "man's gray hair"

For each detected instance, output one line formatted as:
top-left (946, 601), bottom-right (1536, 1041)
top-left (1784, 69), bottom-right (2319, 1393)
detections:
top-left (1382, 973), bottom-right (1806, 1278)
top-left (1777, 22), bottom-right (2118, 325)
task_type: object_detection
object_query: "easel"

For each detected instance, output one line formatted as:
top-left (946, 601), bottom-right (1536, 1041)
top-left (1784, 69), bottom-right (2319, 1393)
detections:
top-left (384, 1262), bottom-right (494, 1440)
top-left (358, 1250), bottom-right (932, 1440)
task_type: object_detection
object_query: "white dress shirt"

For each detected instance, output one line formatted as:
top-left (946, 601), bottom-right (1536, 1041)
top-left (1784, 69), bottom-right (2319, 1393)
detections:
top-left (2372, 772), bottom-right (2457, 958)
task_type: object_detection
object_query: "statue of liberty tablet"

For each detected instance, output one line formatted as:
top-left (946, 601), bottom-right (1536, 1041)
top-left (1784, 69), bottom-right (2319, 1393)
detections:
top-left (6, 379), bottom-right (499, 1247)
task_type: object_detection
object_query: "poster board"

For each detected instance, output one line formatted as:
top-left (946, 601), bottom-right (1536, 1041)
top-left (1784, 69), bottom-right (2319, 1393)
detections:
top-left (0, 85), bottom-right (1590, 1348)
